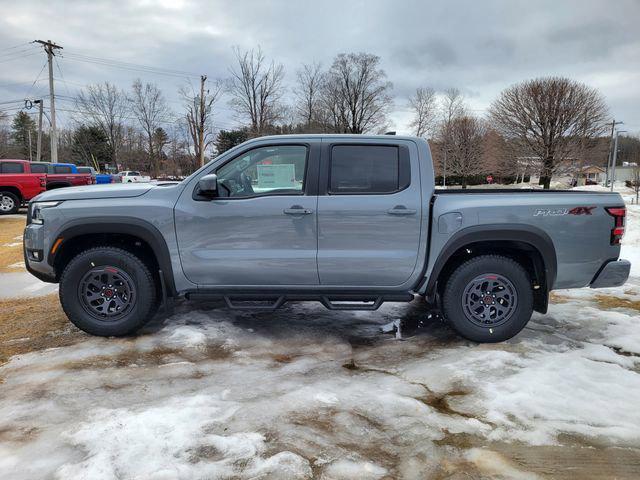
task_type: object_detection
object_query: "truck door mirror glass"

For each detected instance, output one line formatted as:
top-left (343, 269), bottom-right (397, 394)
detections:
top-left (197, 174), bottom-right (219, 197)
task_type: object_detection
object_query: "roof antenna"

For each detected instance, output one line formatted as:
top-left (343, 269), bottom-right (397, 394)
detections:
top-left (384, 131), bottom-right (396, 135)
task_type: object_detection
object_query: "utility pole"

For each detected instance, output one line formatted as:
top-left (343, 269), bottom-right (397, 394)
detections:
top-left (28, 130), bottom-right (33, 162)
top-left (605, 119), bottom-right (623, 186)
top-left (34, 39), bottom-right (62, 162)
top-left (611, 129), bottom-right (627, 191)
top-left (35, 99), bottom-right (43, 162)
top-left (199, 75), bottom-right (207, 167)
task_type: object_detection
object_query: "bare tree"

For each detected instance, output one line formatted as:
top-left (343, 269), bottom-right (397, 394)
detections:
top-left (321, 53), bottom-right (393, 134)
top-left (447, 115), bottom-right (486, 188)
top-left (75, 82), bottom-right (128, 170)
top-left (489, 76), bottom-right (609, 189)
top-left (129, 80), bottom-right (171, 178)
top-left (227, 46), bottom-right (285, 136)
top-left (181, 75), bottom-right (222, 167)
top-left (631, 162), bottom-right (640, 204)
top-left (408, 87), bottom-right (437, 138)
top-left (439, 88), bottom-right (466, 186)
top-left (0, 110), bottom-right (10, 158)
top-left (294, 62), bottom-right (325, 130)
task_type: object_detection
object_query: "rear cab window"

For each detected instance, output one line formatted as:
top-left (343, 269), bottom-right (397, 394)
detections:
top-left (53, 165), bottom-right (72, 174)
top-left (0, 162), bottom-right (25, 174)
top-left (328, 144), bottom-right (410, 194)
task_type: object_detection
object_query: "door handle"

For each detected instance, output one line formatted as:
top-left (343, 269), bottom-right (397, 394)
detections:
top-left (387, 205), bottom-right (417, 215)
top-left (284, 205), bottom-right (313, 215)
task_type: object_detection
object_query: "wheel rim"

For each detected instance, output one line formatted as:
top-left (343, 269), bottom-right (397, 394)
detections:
top-left (0, 195), bottom-right (15, 212)
top-left (461, 273), bottom-right (518, 327)
top-left (78, 266), bottom-right (135, 321)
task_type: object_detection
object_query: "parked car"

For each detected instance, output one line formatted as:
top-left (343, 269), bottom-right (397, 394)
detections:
top-left (0, 159), bottom-right (46, 214)
top-left (24, 135), bottom-right (630, 342)
top-left (76, 166), bottom-right (113, 185)
top-left (29, 162), bottom-right (93, 190)
top-left (117, 171), bottom-right (151, 183)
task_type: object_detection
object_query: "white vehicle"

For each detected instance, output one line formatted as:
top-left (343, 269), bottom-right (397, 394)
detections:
top-left (118, 171), bottom-right (151, 183)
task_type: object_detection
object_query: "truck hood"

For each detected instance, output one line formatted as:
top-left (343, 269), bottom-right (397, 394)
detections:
top-left (32, 183), bottom-right (155, 202)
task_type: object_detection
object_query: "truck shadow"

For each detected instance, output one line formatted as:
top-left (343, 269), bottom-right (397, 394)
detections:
top-left (143, 298), bottom-right (461, 348)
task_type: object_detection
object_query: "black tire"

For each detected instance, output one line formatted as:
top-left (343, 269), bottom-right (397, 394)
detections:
top-left (59, 246), bottom-right (158, 336)
top-left (442, 255), bottom-right (533, 343)
top-left (0, 191), bottom-right (20, 215)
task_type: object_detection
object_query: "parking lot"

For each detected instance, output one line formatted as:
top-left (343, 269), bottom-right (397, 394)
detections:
top-left (1, 207), bottom-right (639, 479)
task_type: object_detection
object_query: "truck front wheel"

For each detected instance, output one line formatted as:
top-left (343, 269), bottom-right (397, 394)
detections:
top-left (0, 191), bottom-right (20, 214)
top-left (442, 255), bottom-right (533, 343)
top-left (59, 246), bottom-right (158, 336)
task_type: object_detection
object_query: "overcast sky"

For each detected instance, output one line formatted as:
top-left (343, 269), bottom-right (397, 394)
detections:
top-left (1, 0), bottom-right (639, 135)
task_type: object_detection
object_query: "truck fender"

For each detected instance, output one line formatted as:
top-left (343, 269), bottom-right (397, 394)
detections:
top-left (50, 217), bottom-right (176, 295)
top-left (421, 224), bottom-right (557, 296)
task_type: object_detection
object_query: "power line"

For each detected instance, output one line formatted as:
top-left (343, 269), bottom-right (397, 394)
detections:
top-left (0, 52), bottom-right (40, 64)
top-left (0, 45), bottom-right (39, 58)
top-left (25, 60), bottom-right (49, 99)
top-left (0, 42), bottom-right (33, 53)
top-left (62, 51), bottom-right (200, 79)
top-left (0, 78), bottom-right (48, 89)
top-left (54, 56), bottom-right (72, 97)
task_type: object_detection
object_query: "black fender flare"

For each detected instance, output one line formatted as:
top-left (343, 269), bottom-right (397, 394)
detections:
top-left (423, 224), bottom-right (557, 296)
top-left (50, 217), bottom-right (176, 295)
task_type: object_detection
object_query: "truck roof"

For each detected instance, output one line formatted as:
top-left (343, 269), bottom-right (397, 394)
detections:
top-left (0, 159), bottom-right (30, 164)
top-left (250, 134), bottom-right (421, 142)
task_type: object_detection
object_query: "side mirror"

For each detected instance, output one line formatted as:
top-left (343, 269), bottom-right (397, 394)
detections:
top-left (197, 174), bottom-right (218, 197)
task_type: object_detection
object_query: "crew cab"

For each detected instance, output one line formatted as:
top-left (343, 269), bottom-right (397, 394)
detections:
top-left (23, 135), bottom-right (631, 342)
top-left (29, 162), bottom-right (93, 189)
top-left (0, 159), bottom-right (46, 214)
top-left (117, 171), bottom-right (151, 183)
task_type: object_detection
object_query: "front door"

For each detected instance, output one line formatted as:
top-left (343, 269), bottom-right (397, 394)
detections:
top-left (317, 141), bottom-right (422, 286)
top-left (175, 143), bottom-right (319, 286)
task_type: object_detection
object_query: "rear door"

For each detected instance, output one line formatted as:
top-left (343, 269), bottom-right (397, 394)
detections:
top-left (317, 139), bottom-right (423, 286)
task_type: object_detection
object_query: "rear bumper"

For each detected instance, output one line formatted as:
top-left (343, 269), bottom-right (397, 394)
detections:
top-left (590, 259), bottom-right (631, 288)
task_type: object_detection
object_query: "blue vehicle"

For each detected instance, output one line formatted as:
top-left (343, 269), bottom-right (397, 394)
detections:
top-left (76, 166), bottom-right (113, 184)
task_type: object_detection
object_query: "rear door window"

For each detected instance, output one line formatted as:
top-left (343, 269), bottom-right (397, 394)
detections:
top-left (329, 145), bottom-right (405, 194)
top-left (30, 164), bottom-right (48, 174)
top-left (53, 165), bottom-right (72, 174)
top-left (0, 162), bottom-right (25, 174)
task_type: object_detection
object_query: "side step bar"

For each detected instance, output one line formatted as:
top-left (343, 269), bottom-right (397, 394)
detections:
top-left (185, 292), bottom-right (414, 311)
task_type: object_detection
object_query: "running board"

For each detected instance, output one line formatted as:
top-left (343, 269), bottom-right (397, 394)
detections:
top-left (185, 291), bottom-right (414, 311)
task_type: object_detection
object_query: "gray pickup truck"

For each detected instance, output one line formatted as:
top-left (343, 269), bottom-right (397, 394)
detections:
top-left (23, 135), bottom-right (630, 342)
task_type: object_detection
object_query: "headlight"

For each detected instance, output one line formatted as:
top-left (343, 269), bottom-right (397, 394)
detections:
top-left (30, 201), bottom-right (62, 225)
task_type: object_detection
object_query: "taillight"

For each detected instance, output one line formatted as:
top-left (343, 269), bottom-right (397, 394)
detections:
top-left (605, 206), bottom-right (626, 245)
top-left (40, 176), bottom-right (46, 188)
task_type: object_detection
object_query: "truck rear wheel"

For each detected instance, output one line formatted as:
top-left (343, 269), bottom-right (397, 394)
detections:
top-left (59, 246), bottom-right (158, 336)
top-left (442, 255), bottom-right (533, 343)
top-left (0, 191), bottom-right (20, 214)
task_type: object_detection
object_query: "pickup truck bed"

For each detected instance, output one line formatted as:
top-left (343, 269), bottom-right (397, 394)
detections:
top-left (24, 134), bottom-right (630, 342)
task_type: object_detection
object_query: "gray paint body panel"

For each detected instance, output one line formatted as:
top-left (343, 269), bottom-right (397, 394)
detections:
top-left (23, 134), bottom-right (629, 299)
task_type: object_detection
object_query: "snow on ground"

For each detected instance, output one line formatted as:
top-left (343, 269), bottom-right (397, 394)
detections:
top-left (0, 271), bottom-right (58, 299)
top-left (0, 198), bottom-right (639, 479)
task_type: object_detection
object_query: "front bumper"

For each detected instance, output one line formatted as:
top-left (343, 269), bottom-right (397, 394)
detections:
top-left (23, 224), bottom-right (57, 283)
top-left (590, 259), bottom-right (631, 288)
